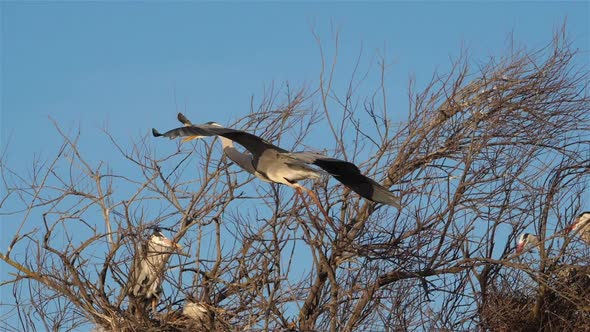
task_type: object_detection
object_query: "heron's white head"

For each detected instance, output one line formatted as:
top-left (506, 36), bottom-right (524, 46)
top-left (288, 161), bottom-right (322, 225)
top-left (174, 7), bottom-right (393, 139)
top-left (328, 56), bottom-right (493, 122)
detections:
top-left (516, 233), bottom-right (538, 254)
top-left (149, 229), bottom-right (182, 250)
top-left (566, 211), bottom-right (590, 234)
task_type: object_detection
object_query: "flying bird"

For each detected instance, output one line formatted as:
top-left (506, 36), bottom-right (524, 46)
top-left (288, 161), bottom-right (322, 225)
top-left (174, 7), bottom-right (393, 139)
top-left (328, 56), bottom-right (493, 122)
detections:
top-left (152, 114), bottom-right (402, 209)
top-left (516, 233), bottom-right (539, 254)
top-left (565, 211), bottom-right (590, 244)
top-left (126, 228), bottom-right (182, 315)
top-left (171, 113), bottom-right (337, 224)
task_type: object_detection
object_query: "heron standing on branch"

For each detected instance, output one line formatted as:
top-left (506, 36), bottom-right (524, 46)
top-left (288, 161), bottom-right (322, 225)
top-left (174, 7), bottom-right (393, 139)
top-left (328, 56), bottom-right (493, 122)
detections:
top-left (152, 114), bottom-right (402, 215)
top-left (126, 228), bottom-right (182, 315)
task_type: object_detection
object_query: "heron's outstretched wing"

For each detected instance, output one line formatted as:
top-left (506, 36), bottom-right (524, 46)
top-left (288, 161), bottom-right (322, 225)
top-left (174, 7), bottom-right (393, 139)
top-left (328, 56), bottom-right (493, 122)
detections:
top-left (288, 152), bottom-right (402, 208)
top-left (156, 113), bottom-right (275, 182)
top-left (153, 122), bottom-right (288, 157)
top-left (202, 126), bottom-right (289, 156)
top-left (152, 126), bottom-right (211, 140)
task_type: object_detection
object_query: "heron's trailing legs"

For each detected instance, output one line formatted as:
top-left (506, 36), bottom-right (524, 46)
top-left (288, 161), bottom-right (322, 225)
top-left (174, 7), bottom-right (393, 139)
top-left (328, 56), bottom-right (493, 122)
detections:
top-left (293, 189), bottom-right (320, 228)
top-left (292, 184), bottom-right (336, 230)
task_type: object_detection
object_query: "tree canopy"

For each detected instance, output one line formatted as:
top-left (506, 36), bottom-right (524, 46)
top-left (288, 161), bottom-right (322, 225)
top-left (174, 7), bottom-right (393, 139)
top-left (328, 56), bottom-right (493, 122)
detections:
top-left (1, 28), bottom-right (589, 332)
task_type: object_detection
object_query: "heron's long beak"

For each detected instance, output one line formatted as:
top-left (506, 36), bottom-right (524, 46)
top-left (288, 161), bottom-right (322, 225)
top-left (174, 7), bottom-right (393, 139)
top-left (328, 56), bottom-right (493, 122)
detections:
top-left (161, 237), bottom-right (182, 250)
top-left (516, 243), bottom-right (524, 254)
top-left (565, 218), bottom-right (578, 234)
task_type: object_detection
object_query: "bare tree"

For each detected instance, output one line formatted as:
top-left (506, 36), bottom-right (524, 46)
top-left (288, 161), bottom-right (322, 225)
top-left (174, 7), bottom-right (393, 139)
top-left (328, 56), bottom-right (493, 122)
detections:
top-left (1, 26), bottom-right (589, 331)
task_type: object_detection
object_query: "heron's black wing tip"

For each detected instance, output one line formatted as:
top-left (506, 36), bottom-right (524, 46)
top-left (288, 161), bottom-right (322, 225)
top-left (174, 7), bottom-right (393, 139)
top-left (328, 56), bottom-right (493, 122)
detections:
top-left (152, 128), bottom-right (162, 137)
top-left (177, 112), bottom-right (192, 125)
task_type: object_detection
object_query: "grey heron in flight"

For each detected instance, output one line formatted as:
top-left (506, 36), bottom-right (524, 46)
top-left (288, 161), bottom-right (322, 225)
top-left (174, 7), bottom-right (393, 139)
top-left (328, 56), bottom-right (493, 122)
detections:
top-left (152, 113), bottom-right (402, 210)
top-left (126, 228), bottom-right (182, 315)
top-left (566, 211), bottom-right (590, 244)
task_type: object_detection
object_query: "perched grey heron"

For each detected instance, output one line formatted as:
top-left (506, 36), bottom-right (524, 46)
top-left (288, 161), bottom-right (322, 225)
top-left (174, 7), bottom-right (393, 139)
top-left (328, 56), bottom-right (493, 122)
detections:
top-left (566, 211), bottom-right (590, 244)
top-left (516, 233), bottom-right (539, 254)
top-left (126, 228), bottom-right (182, 315)
top-left (152, 114), bottom-right (402, 211)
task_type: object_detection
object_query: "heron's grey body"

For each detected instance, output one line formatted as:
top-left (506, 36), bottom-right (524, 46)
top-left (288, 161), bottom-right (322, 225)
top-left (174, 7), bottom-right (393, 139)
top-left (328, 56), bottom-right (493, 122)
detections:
top-left (153, 114), bottom-right (401, 208)
top-left (126, 229), bottom-right (180, 315)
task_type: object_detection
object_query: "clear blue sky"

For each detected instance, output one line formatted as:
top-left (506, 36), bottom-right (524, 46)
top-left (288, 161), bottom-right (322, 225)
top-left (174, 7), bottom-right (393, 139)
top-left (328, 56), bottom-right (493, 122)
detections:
top-left (1, 1), bottom-right (589, 329)
top-left (2, 2), bottom-right (589, 169)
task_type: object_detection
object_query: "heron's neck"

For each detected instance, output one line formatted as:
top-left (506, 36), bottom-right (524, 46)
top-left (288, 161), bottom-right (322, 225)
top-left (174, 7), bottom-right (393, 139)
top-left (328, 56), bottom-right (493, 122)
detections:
top-left (219, 136), bottom-right (234, 149)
